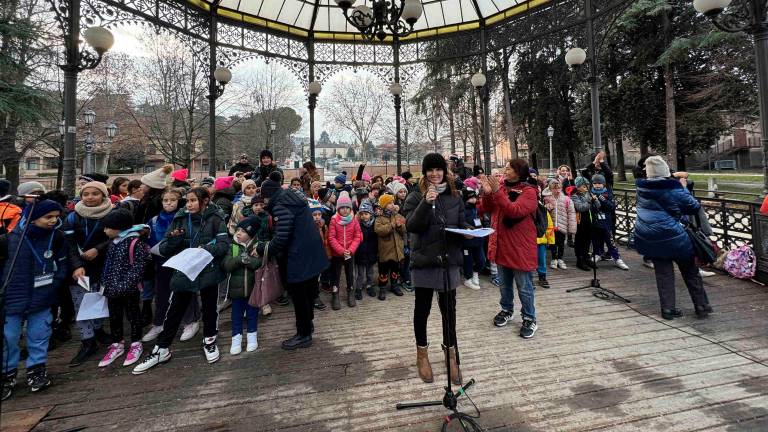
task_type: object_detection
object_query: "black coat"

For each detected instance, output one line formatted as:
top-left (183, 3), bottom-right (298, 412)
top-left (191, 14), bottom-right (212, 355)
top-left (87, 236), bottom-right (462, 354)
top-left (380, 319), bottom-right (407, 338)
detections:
top-left (213, 188), bottom-right (235, 220)
top-left (64, 211), bottom-right (111, 284)
top-left (253, 164), bottom-right (284, 186)
top-left (404, 188), bottom-right (465, 270)
top-left (229, 162), bottom-right (255, 176)
top-left (355, 221), bottom-right (378, 266)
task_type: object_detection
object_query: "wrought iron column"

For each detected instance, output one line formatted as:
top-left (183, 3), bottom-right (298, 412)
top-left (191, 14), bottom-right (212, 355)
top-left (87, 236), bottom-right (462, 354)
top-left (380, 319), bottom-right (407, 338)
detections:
top-left (61, 0), bottom-right (81, 197)
top-left (207, 1), bottom-right (220, 177)
top-left (585, 0), bottom-right (603, 152)
top-left (394, 41), bottom-right (402, 173)
top-left (755, 28), bottom-right (768, 193)
top-left (480, 26), bottom-right (492, 174)
top-left (308, 40), bottom-right (317, 163)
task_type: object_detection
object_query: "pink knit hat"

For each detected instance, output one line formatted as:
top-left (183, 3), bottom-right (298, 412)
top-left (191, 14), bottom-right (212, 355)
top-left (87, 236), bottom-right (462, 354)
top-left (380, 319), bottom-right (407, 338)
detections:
top-left (337, 191), bottom-right (353, 209)
top-left (171, 168), bottom-right (188, 182)
top-left (362, 172), bottom-right (372, 182)
top-left (214, 176), bottom-right (235, 191)
top-left (463, 177), bottom-right (480, 191)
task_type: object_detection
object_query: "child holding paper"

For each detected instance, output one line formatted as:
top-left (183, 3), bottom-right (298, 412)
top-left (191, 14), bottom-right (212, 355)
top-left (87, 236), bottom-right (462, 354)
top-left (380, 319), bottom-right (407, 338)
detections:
top-left (1, 200), bottom-right (67, 401)
top-left (133, 187), bottom-right (230, 374)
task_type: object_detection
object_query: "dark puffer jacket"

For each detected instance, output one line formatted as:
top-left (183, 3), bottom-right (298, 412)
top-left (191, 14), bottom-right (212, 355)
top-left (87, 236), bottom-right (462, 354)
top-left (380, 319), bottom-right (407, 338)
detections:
top-left (222, 241), bottom-right (262, 299)
top-left (213, 188), bottom-right (236, 221)
top-left (404, 188), bottom-right (465, 270)
top-left (261, 188), bottom-right (328, 284)
top-left (2, 226), bottom-right (68, 315)
top-left (635, 178), bottom-right (700, 260)
top-left (159, 204), bottom-right (230, 292)
top-left (355, 220), bottom-right (378, 266)
top-left (64, 211), bottom-right (111, 284)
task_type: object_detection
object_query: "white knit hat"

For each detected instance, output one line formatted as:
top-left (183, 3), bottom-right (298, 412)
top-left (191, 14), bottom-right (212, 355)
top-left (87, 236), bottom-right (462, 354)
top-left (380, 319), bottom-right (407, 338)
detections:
top-left (141, 164), bottom-right (173, 189)
top-left (387, 181), bottom-right (407, 196)
top-left (17, 181), bottom-right (46, 196)
top-left (644, 156), bottom-right (671, 178)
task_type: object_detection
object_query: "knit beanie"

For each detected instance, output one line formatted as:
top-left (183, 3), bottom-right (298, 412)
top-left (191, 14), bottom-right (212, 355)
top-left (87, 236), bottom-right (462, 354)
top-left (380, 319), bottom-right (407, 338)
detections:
top-left (361, 172), bottom-right (372, 182)
top-left (18, 181), bottom-right (46, 196)
top-left (422, 153), bottom-right (448, 176)
top-left (252, 194), bottom-right (265, 204)
top-left (29, 199), bottom-right (63, 221)
top-left (0, 179), bottom-right (11, 198)
top-left (236, 216), bottom-right (259, 238)
top-left (334, 174), bottom-right (347, 185)
top-left (547, 178), bottom-right (562, 187)
top-left (260, 149), bottom-right (273, 161)
top-left (463, 177), bottom-right (480, 191)
top-left (141, 164), bottom-right (173, 189)
top-left (574, 176), bottom-right (591, 188)
top-left (591, 174), bottom-right (607, 185)
top-left (379, 193), bottom-right (395, 209)
top-left (80, 181), bottom-right (109, 198)
top-left (644, 156), bottom-right (671, 178)
top-left (81, 172), bottom-right (109, 184)
top-left (200, 177), bottom-right (215, 187)
top-left (359, 200), bottom-right (374, 215)
top-left (529, 167), bottom-right (539, 176)
top-left (387, 181), bottom-right (407, 196)
top-left (401, 171), bottom-right (413, 181)
top-left (171, 168), bottom-right (188, 183)
top-left (308, 198), bottom-right (323, 212)
top-left (101, 208), bottom-right (134, 231)
top-left (241, 179), bottom-right (256, 192)
top-left (473, 165), bottom-right (484, 176)
top-left (268, 170), bottom-right (283, 184)
top-left (214, 176), bottom-right (235, 191)
top-left (337, 191), bottom-right (353, 209)
top-left (260, 178), bottom-right (281, 199)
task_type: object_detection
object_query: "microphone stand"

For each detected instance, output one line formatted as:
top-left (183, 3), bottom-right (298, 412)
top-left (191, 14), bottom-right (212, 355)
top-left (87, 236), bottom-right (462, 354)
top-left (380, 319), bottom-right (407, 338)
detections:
top-left (396, 193), bottom-right (482, 432)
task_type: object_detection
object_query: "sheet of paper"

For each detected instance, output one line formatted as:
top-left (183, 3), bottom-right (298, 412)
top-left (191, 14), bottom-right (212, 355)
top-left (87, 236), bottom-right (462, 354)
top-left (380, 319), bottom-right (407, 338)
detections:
top-left (150, 242), bottom-right (164, 257)
top-left (76, 292), bottom-right (109, 321)
top-left (162, 248), bottom-right (214, 281)
top-left (77, 276), bottom-right (90, 292)
top-left (445, 227), bottom-right (495, 238)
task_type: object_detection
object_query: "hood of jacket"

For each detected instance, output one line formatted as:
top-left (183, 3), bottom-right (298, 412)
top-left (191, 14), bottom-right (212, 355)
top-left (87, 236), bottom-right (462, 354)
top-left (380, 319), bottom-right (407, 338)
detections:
top-left (266, 187), bottom-right (306, 213)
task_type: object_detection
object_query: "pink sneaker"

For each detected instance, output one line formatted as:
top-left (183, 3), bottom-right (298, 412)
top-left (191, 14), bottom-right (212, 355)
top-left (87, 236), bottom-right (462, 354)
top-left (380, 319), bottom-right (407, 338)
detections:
top-left (98, 342), bottom-right (125, 367)
top-left (123, 342), bottom-right (144, 367)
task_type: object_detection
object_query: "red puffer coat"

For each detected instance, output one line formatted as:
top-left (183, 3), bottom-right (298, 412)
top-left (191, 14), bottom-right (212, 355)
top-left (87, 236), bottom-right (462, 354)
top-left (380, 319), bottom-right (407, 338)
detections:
top-left (478, 180), bottom-right (538, 272)
top-left (328, 213), bottom-right (363, 257)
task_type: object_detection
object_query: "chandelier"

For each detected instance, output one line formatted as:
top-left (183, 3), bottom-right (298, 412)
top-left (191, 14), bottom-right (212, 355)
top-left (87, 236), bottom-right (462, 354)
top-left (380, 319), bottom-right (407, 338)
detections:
top-left (334, 0), bottom-right (424, 41)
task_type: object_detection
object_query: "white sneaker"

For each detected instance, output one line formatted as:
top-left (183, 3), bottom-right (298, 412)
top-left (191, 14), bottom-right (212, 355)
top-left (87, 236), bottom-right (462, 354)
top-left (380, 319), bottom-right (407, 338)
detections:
top-left (557, 259), bottom-right (568, 270)
top-left (132, 346), bottom-right (171, 375)
top-left (180, 322), bottom-right (199, 342)
top-left (592, 255), bottom-right (602, 263)
top-left (463, 279), bottom-right (480, 290)
top-left (643, 260), bottom-right (655, 269)
top-left (203, 336), bottom-right (220, 363)
top-left (262, 304), bottom-right (272, 317)
top-left (699, 269), bottom-right (716, 278)
top-left (142, 325), bottom-right (163, 342)
top-left (614, 258), bottom-right (630, 271)
top-left (246, 332), bottom-right (258, 352)
top-left (471, 272), bottom-right (481, 288)
top-left (230, 334), bottom-right (242, 355)
top-left (551, 260), bottom-right (558, 269)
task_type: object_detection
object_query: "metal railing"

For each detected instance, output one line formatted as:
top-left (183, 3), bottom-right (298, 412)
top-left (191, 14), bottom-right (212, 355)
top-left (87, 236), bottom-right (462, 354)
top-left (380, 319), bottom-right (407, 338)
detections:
top-left (613, 188), bottom-right (755, 250)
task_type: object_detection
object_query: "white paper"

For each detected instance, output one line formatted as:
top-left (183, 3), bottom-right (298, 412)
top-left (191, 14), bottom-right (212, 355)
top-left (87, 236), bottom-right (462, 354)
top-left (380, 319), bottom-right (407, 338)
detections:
top-left (150, 242), bottom-right (164, 257)
top-left (76, 292), bottom-right (109, 321)
top-left (77, 276), bottom-right (90, 292)
top-left (445, 227), bottom-right (495, 238)
top-left (162, 248), bottom-right (214, 281)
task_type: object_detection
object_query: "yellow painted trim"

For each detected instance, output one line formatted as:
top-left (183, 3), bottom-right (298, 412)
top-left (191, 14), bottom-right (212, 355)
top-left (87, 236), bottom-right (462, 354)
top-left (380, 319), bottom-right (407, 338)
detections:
top-left (218, 8), bottom-right (242, 21)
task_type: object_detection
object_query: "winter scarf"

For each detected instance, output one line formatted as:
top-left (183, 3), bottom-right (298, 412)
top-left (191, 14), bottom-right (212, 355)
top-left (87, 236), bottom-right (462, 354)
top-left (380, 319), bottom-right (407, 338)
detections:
top-left (75, 198), bottom-right (113, 219)
top-left (152, 210), bottom-right (176, 245)
top-left (435, 183), bottom-right (447, 194)
top-left (361, 216), bottom-right (375, 228)
top-left (338, 212), bottom-right (354, 226)
top-left (591, 186), bottom-right (607, 195)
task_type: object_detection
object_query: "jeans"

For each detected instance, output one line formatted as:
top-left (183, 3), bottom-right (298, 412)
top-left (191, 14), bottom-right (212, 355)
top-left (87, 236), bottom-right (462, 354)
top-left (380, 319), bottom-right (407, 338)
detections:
top-left (462, 245), bottom-right (486, 279)
top-left (498, 266), bottom-right (536, 321)
top-left (287, 277), bottom-right (320, 338)
top-left (550, 231), bottom-right (566, 260)
top-left (537, 244), bottom-right (548, 277)
top-left (157, 284), bottom-right (219, 349)
top-left (70, 285), bottom-right (103, 339)
top-left (231, 298), bottom-right (258, 336)
top-left (355, 263), bottom-right (375, 290)
top-left (413, 288), bottom-right (456, 347)
top-left (652, 256), bottom-right (710, 310)
top-left (331, 256), bottom-right (355, 290)
top-left (592, 226), bottom-right (620, 260)
top-left (107, 291), bottom-right (141, 343)
top-left (3, 310), bottom-right (52, 373)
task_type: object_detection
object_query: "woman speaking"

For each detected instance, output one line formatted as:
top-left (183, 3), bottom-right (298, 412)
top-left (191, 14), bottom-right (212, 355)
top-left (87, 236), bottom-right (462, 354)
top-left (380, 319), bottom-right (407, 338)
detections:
top-left (403, 153), bottom-right (466, 386)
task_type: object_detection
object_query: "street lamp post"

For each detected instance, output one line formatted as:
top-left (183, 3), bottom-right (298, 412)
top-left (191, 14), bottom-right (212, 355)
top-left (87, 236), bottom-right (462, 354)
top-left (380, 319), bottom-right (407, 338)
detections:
top-left (269, 120), bottom-right (277, 153)
top-left (83, 108), bottom-right (95, 173)
top-left (207, 66), bottom-right (232, 177)
top-left (471, 70), bottom-right (491, 173)
top-left (308, 81), bottom-right (322, 162)
top-left (547, 125), bottom-right (555, 176)
top-left (693, 0), bottom-right (768, 193)
top-left (390, 81), bottom-right (403, 174)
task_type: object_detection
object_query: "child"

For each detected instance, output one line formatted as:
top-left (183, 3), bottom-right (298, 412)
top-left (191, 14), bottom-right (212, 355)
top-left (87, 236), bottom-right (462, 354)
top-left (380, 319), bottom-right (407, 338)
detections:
top-left (309, 198), bottom-right (331, 310)
top-left (222, 217), bottom-right (262, 355)
top-left (98, 209), bottom-right (151, 368)
top-left (250, 195), bottom-right (280, 315)
top-left (536, 204), bottom-right (555, 288)
top-left (328, 191), bottom-right (362, 309)
top-left (461, 188), bottom-right (485, 290)
top-left (389, 181), bottom-right (413, 291)
top-left (132, 187), bottom-right (230, 374)
top-left (118, 180), bottom-right (145, 223)
top-left (227, 179), bottom-right (258, 235)
top-left (544, 178), bottom-right (577, 269)
top-left (590, 174), bottom-right (629, 270)
top-left (65, 180), bottom-right (115, 367)
top-left (355, 201), bottom-right (378, 299)
top-left (290, 177), bottom-right (303, 192)
top-left (572, 177), bottom-right (595, 271)
top-left (1, 200), bottom-right (67, 400)
top-left (374, 193), bottom-right (406, 300)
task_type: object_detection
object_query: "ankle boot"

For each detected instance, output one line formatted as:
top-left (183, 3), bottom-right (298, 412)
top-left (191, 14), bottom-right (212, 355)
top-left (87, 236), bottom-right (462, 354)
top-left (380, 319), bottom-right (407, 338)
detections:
top-left (331, 288), bottom-right (341, 311)
top-left (347, 289), bottom-right (356, 307)
top-left (69, 337), bottom-right (98, 367)
top-left (416, 345), bottom-right (434, 383)
top-left (442, 344), bottom-right (462, 386)
top-left (661, 308), bottom-right (683, 320)
top-left (695, 304), bottom-right (713, 319)
top-left (378, 285), bottom-right (386, 301)
top-left (354, 288), bottom-right (363, 301)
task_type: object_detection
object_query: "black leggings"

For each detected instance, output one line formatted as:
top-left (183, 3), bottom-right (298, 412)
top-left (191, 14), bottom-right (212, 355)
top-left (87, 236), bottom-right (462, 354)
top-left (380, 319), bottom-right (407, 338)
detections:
top-left (108, 291), bottom-right (141, 343)
top-left (413, 287), bottom-right (457, 347)
top-left (157, 284), bottom-right (219, 349)
top-left (331, 256), bottom-right (355, 290)
top-left (550, 231), bottom-right (566, 260)
top-left (378, 260), bottom-right (401, 287)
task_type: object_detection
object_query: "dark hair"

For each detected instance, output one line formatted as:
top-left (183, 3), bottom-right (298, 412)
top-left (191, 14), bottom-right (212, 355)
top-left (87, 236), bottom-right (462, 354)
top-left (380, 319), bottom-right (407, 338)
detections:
top-left (186, 187), bottom-right (210, 207)
top-left (418, 169), bottom-right (459, 196)
top-left (508, 158), bottom-right (530, 182)
top-left (303, 161), bottom-right (317, 173)
top-left (290, 177), bottom-right (301, 185)
top-left (632, 154), bottom-right (656, 180)
top-left (111, 177), bottom-right (129, 195)
top-left (232, 179), bottom-right (242, 192)
top-left (41, 190), bottom-right (68, 207)
top-left (127, 179), bottom-right (143, 194)
top-left (371, 175), bottom-right (384, 185)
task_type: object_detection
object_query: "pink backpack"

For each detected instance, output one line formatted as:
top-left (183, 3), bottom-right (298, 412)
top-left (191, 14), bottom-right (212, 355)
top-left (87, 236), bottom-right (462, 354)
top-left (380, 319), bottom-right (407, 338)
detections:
top-left (724, 245), bottom-right (756, 279)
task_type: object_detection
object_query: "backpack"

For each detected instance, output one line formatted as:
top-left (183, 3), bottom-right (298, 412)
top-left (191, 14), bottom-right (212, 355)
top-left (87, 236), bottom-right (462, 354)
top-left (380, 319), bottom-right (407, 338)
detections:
top-left (533, 195), bottom-right (548, 238)
top-left (723, 245), bottom-right (756, 279)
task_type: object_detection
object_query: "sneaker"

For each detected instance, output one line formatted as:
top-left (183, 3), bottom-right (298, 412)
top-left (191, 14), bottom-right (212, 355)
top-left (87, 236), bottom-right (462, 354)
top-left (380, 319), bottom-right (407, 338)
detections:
top-left (123, 342), bottom-right (143, 366)
top-left (98, 342), bottom-right (125, 367)
top-left (491, 275), bottom-right (502, 287)
top-left (538, 275), bottom-right (550, 289)
top-left (26, 366), bottom-right (51, 392)
top-left (132, 346), bottom-right (171, 375)
top-left (230, 334), bottom-right (243, 355)
top-left (2, 371), bottom-right (16, 401)
top-left (592, 255), bottom-right (603, 264)
top-left (493, 310), bottom-right (514, 327)
top-left (180, 322), bottom-right (199, 342)
top-left (520, 319), bottom-right (538, 339)
top-left (246, 332), bottom-right (258, 352)
top-left (699, 269), bottom-right (716, 278)
top-left (281, 334), bottom-right (312, 350)
top-left (557, 259), bottom-right (568, 270)
top-left (262, 304), bottom-right (272, 317)
top-left (275, 295), bottom-right (290, 306)
top-left (614, 258), bottom-right (630, 271)
top-left (643, 260), bottom-right (655, 269)
top-left (203, 336), bottom-right (220, 363)
top-left (402, 281), bottom-right (414, 292)
top-left (142, 325), bottom-right (163, 342)
top-left (463, 279), bottom-right (480, 290)
top-left (551, 260), bottom-right (558, 269)
top-left (314, 297), bottom-right (327, 310)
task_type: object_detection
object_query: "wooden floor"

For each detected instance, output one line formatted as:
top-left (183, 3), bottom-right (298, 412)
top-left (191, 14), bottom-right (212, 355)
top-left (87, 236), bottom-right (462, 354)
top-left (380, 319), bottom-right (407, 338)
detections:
top-left (3, 249), bottom-right (768, 432)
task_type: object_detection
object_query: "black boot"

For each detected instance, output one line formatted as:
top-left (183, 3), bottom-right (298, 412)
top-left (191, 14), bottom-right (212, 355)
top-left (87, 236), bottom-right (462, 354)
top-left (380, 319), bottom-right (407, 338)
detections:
top-left (331, 290), bottom-right (341, 310)
top-left (313, 297), bottom-right (327, 310)
top-left (26, 365), bottom-right (51, 393)
top-left (366, 285), bottom-right (377, 298)
top-left (347, 289), bottom-right (356, 307)
top-left (94, 328), bottom-right (112, 345)
top-left (576, 257), bottom-right (591, 271)
top-left (390, 283), bottom-right (404, 296)
top-left (281, 334), bottom-right (312, 350)
top-left (354, 288), bottom-right (363, 301)
top-left (69, 337), bottom-right (98, 367)
top-left (378, 285), bottom-right (386, 301)
top-left (661, 308), bottom-right (683, 320)
top-left (52, 321), bottom-right (72, 342)
top-left (695, 304), bottom-right (713, 319)
top-left (142, 300), bottom-right (153, 327)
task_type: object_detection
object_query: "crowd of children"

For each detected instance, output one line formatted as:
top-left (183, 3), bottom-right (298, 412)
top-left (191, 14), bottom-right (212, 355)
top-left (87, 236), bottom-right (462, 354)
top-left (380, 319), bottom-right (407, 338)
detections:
top-left (1, 150), bottom-right (639, 401)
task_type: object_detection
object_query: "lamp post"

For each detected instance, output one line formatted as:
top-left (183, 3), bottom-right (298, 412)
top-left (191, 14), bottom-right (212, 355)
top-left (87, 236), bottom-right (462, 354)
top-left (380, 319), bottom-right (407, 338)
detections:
top-left (58, 6), bottom-right (114, 196)
top-left (335, 0), bottom-right (423, 41)
top-left (471, 70), bottom-right (491, 173)
top-left (269, 120), bottom-right (276, 153)
top-left (693, 0), bottom-right (768, 193)
top-left (81, 109), bottom-right (117, 174)
top-left (207, 66), bottom-right (232, 177)
top-left (390, 81), bottom-right (403, 173)
top-left (308, 81), bottom-right (322, 162)
top-left (547, 125), bottom-right (555, 176)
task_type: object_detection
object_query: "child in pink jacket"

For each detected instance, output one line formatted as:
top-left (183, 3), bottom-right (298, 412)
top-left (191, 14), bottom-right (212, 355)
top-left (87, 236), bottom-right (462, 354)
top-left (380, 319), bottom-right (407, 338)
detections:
top-left (328, 191), bottom-right (363, 310)
top-left (544, 178), bottom-right (577, 269)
